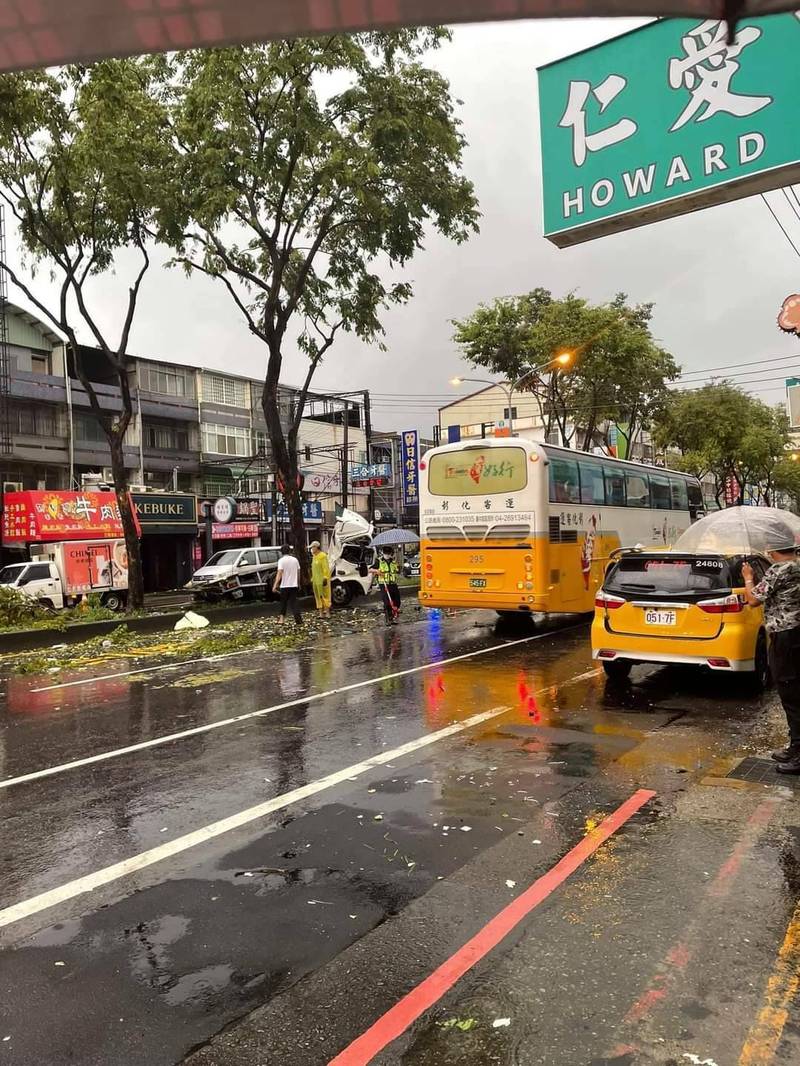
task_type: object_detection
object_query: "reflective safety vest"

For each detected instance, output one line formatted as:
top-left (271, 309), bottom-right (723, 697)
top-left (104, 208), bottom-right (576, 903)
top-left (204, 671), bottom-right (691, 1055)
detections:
top-left (377, 557), bottom-right (399, 584)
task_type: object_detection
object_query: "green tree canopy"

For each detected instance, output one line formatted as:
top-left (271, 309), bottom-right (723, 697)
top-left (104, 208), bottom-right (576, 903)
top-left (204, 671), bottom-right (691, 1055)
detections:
top-left (653, 382), bottom-right (790, 505)
top-left (0, 59), bottom-right (169, 608)
top-left (452, 291), bottom-right (678, 453)
top-left (155, 32), bottom-right (479, 568)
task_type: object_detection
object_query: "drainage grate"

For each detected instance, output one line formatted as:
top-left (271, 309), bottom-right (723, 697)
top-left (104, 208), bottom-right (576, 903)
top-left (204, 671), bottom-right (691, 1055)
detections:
top-left (726, 756), bottom-right (799, 785)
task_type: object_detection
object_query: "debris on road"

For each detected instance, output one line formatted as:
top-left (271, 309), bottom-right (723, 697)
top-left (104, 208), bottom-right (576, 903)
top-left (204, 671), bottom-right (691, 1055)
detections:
top-left (493, 1018), bottom-right (512, 1028)
top-left (174, 611), bottom-right (210, 631)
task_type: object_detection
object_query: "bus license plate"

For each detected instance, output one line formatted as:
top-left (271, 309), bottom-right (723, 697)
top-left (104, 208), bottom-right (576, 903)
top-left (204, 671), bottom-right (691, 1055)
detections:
top-left (644, 609), bottom-right (676, 626)
top-left (470, 578), bottom-right (487, 589)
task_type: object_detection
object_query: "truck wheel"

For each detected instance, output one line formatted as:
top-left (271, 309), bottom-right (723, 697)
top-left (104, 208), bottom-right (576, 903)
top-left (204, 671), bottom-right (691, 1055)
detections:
top-left (331, 581), bottom-right (353, 607)
top-left (602, 659), bottom-right (632, 682)
top-left (102, 591), bottom-right (126, 612)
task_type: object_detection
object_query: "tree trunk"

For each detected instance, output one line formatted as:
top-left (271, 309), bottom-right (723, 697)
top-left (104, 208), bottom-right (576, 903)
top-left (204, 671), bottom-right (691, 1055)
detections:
top-left (108, 436), bottom-right (144, 610)
top-left (262, 383), bottom-right (310, 585)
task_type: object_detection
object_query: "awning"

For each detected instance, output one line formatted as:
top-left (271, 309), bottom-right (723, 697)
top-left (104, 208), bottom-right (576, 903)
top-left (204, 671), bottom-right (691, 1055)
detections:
top-left (0, 1), bottom-right (790, 75)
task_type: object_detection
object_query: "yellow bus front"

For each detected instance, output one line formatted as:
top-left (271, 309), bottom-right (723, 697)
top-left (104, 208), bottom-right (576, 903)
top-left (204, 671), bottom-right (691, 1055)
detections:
top-left (418, 441), bottom-right (552, 614)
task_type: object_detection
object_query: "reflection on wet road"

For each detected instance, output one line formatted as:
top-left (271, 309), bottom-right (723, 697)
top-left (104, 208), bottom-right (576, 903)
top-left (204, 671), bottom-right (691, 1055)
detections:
top-left (1, 609), bottom-right (799, 1066)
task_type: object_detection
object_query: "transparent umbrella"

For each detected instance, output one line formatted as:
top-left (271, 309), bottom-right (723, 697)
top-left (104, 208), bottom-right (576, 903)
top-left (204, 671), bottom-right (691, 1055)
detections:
top-left (673, 507), bottom-right (800, 557)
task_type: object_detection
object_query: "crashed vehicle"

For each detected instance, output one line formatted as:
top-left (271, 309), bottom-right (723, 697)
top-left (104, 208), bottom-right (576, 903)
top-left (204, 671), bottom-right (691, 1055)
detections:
top-left (329, 509), bottom-right (376, 606)
top-left (186, 546), bottom-right (281, 603)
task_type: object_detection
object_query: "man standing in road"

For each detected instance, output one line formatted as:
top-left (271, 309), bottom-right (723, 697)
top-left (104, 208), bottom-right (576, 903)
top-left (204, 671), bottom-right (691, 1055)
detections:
top-left (743, 535), bottom-right (800, 773)
top-left (273, 543), bottom-right (303, 626)
top-left (373, 547), bottom-right (401, 625)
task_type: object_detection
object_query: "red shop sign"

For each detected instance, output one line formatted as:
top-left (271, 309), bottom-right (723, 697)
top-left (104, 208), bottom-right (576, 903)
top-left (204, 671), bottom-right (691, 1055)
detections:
top-left (1, 491), bottom-right (140, 544)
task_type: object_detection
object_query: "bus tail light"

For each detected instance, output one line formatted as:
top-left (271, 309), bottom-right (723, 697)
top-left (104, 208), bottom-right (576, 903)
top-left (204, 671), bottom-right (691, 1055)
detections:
top-left (697, 594), bottom-right (742, 614)
top-left (595, 592), bottom-right (625, 610)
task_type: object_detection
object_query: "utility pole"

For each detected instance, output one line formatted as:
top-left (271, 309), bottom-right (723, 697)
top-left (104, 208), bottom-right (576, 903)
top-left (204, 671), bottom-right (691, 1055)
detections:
top-left (341, 398), bottom-right (349, 512)
top-left (363, 389), bottom-right (374, 524)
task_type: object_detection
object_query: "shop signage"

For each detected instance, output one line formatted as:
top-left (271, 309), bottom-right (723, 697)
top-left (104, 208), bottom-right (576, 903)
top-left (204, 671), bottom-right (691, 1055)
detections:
top-left (265, 500), bottom-right (323, 525)
top-left (212, 521), bottom-right (260, 540)
top-left (132, 493), bottom-right (197, 530)
top-left (232, 497), bottom-right (265, 521)
top-left (538, 16), bottom-right (800, 247)
top-left (401, 430), bottom-right (420, 508)
top-left (212, 496), bottom-right (237, 523)
top-left (1, 490), bottom-right (140, 544)
top-left (303, 470), bottom-right (342, 494)
top-left (351, 462), bottom-right (392, 488)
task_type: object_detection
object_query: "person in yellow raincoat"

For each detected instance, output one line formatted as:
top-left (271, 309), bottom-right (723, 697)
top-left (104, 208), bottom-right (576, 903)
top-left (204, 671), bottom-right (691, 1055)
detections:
top-left (310, 540), bottom-right (331, 616)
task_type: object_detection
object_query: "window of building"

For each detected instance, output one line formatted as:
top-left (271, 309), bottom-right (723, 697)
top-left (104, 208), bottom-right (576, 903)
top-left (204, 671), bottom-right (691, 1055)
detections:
top-left (74, 414), bottom-right (107, 444)
top-left (201, 422), bottom-right (252, 456)
top-left (139, 363), bottom-right (191, 397)
top-left (30, 353), bottom-right (51, 375)
top-left (144, 423), bottom-right (190, 451)
top-left (202, 374), bottom-right (248, 408)
top-left (503, 407), bottom-right (518, 421)
top-left (203, 478), bottom-right (236, 497)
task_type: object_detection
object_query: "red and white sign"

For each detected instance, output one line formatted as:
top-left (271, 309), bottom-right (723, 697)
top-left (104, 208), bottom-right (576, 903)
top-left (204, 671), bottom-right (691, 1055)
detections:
top-left (62, 540), bottom-right (129, 595)
top-left (211, 522), bottom-right (260, 540)
top-left (1, 491), bottom-right (140, 544)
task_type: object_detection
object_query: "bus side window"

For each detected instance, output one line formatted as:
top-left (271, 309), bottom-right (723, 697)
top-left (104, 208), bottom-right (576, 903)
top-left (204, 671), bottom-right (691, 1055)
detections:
top-left (670, 478), bottom-right (689, 511)
top-left (687, 482), bottom-right (704, 519)
top-left (549, 458), bottom-right (580, 504)
top-left (650, 474), bottom-right (672, 509)
top-left (604, 467), bottom-right (626, 507)
top-left (625, 472), bottom-right (650, 508)
top-left (578, 461), bottom-right (605, 505)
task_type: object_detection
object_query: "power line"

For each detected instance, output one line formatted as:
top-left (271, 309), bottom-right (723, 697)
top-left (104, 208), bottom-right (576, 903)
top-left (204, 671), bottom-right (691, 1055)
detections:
top-left (761, 192), bottom-right (800, 259)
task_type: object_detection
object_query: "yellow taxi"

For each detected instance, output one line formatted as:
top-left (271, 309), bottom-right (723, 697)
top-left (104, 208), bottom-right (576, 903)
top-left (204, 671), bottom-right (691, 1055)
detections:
top-left (591, 549), bottom-right (770, 689)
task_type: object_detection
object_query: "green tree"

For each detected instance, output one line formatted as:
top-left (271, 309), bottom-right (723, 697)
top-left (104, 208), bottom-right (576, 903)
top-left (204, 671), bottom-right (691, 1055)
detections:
top-left (653, 383), bottom-right (790, 505)
top-left (0, 61), bottom-right (168, 608)
top-left (773, 458), bottom-right (800, 512)
top-left (157, 33), bottom-right (478, 574)
top-left (452, 291), bottom-right (677, 452)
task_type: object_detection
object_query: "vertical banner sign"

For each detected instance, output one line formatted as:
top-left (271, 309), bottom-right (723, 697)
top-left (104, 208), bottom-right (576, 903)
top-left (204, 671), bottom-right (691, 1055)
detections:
top-left (538, 16), bottom-right (800, 247)
top-left (402, 430), bottom-right (420, 508)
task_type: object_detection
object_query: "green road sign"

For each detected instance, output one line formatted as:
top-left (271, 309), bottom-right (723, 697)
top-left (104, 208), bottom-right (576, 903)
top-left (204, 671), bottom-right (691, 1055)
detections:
top-left (538, 16), bottom-right (800, 247)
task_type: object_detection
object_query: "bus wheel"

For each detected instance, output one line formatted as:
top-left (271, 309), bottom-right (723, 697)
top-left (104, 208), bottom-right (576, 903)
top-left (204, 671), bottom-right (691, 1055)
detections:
top-left (602, 659), bottom-right (632, 682)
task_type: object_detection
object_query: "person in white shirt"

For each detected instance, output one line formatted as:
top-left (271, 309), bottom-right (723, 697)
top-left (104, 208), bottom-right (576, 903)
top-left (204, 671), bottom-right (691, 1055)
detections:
top-left (273, 543), bottom-right (303, 625)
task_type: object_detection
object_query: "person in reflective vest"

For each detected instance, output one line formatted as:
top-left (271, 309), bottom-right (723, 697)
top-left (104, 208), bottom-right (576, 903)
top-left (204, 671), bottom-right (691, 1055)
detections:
top-left (373, 548), bottom-right (401, 625)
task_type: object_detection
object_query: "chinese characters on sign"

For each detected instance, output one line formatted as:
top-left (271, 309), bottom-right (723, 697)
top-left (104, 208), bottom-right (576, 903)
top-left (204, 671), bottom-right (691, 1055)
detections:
top-left (401, 430), bottom-right (419, 508)
top-left (539, 16), bottom-right (800, 246)
top-left (350, 462), bottom-right (392, 488)
top-left (1, 491), bottom-right (138, 544)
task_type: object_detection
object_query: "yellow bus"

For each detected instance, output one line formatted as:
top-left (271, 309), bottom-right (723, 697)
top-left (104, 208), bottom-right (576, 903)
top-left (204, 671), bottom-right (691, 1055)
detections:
top-left (418, 438), bottom-right (704, 615)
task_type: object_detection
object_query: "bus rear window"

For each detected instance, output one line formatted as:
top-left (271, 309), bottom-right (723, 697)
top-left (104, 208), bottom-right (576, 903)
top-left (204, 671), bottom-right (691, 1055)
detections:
top-left (428, 447), bottom-right (527, 495)
top-left (605, 557), bottom-right (731, 594)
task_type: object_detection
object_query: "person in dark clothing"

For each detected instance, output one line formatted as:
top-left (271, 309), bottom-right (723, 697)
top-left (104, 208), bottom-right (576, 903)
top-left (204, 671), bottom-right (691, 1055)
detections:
top-left (372, 548), bottom-right (401, 625)
top-left (273, 543), bottom-right (303, 626)
top-left (743, 536), bottom-right (800, 773)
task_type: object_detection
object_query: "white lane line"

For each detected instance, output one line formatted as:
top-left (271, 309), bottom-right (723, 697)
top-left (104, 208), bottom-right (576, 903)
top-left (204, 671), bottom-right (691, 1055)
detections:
top-left (30, 645), bottom-right (271, 692)
top-left (1, 627), bottom-right (580, 792)
top-left (0, 706), bottom-right (509, 930)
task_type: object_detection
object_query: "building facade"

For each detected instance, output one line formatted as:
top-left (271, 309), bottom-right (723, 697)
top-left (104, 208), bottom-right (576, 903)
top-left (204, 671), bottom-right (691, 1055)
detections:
top-left (0, 304), bottom-right (389, 581)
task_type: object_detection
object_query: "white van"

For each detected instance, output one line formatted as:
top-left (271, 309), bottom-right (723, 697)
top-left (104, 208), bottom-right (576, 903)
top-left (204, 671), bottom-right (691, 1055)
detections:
top-left (329, 509), bottom-right (376, 606)
top-left (187, 546), bottom-right (282, 602)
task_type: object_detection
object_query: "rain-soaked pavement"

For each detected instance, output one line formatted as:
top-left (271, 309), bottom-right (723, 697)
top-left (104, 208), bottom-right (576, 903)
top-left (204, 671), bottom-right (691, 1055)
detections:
top-left (1, 606), bottom-right (799, 1066)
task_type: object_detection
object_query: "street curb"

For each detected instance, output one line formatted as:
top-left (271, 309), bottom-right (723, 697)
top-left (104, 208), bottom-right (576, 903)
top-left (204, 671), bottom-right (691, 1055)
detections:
top-left (0, 583), bottom-right (421, 654)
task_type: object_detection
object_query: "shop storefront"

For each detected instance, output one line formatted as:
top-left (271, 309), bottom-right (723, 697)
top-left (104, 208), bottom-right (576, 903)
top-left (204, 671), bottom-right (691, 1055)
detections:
top-left (131, 492), bottom-right (198, 593)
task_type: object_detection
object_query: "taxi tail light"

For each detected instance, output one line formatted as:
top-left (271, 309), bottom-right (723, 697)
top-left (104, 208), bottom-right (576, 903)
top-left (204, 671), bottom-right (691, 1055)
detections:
top-left (697, 594), bottom-right (743, 614)
top-left (595, 592), bottom-right (625, 610)
top-left (597, 649), bottom-right (617, 659)
top-left (707, 657), bottom-right (732, 668)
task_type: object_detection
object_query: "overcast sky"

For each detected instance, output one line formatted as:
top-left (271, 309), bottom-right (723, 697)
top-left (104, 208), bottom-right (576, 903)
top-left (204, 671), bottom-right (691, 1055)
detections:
top-left (7, 17), bottom-right (800, 435)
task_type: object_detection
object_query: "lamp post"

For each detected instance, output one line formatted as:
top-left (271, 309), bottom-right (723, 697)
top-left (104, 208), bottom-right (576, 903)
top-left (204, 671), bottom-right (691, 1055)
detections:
top-left (450, 351), bottom-right (574, 438)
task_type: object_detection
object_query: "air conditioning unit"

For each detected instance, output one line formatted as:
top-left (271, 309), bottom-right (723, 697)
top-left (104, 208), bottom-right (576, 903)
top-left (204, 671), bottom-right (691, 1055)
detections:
top-left (3, 481), bottom-right (22, 494)
top-left (128, 484), bottom-right (148, 494)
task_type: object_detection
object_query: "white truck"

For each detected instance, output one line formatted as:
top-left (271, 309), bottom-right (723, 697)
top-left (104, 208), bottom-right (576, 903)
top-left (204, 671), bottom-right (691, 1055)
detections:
top-left (329, 509), bottom-right (376, 606)
top-left (0, 539), bottom-right (129, 611)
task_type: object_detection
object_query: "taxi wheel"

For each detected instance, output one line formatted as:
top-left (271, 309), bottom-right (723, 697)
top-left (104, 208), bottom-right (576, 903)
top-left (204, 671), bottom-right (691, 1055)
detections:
top-left (746, 633), bottom-right (771, 695)
top-left (602, 659), bottom-right (632, 682)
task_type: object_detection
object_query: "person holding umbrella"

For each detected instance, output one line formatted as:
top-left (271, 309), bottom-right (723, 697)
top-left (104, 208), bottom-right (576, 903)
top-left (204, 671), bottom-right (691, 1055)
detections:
top-left (743, 531), bottom-right (800, 773)
top-left (373, 547), bottom-right (401, 625)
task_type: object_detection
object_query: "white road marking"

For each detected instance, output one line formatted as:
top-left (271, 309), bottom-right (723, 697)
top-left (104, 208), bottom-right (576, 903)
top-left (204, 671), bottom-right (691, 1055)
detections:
top-left (1, 627), bottom-right (581, 792)
top-left (0, 706), bottom-right (509, 930)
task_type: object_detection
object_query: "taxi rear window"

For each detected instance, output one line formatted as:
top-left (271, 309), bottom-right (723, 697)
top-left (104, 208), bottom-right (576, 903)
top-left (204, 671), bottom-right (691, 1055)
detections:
top-left (605, 557), bottom-right (731, 594)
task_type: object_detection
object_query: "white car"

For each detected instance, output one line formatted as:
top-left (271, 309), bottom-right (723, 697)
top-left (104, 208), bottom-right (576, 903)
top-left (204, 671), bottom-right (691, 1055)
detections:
top-left (187, 546), bottom-right (281, 602)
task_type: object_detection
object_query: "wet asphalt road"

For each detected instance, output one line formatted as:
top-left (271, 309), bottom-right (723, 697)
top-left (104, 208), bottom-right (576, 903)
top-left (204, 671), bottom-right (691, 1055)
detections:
top-left (1, 607), bottom-right (800, 1066)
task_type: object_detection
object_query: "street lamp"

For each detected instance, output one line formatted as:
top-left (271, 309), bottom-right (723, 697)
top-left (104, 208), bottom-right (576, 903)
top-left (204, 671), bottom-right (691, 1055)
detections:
top-left (450, 351), bottom-right (574, 438)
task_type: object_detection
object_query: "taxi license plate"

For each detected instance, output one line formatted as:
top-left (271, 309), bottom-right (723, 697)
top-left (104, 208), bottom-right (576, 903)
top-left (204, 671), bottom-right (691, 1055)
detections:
top-left (644, 609), bottom-right (676, 626)
top-left (470, 578), bottom-right (487, 589)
